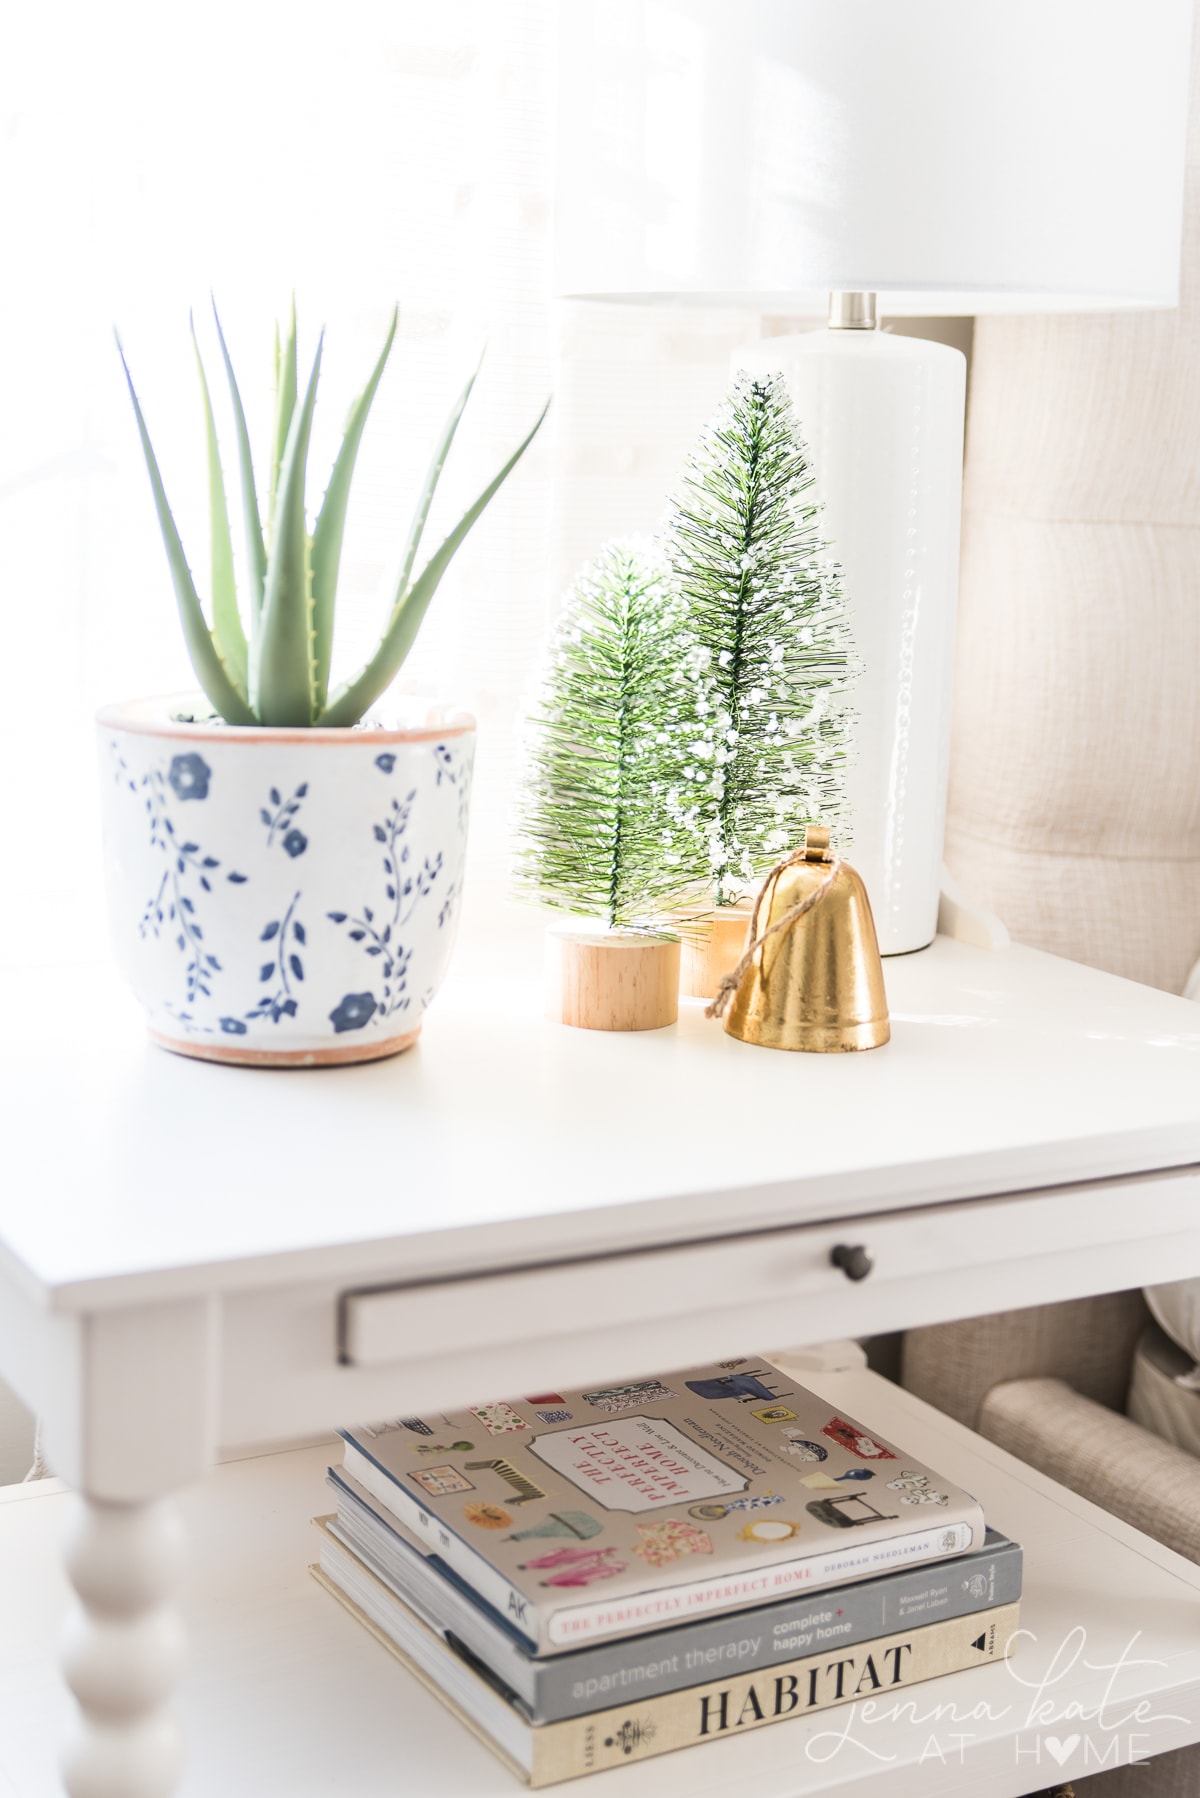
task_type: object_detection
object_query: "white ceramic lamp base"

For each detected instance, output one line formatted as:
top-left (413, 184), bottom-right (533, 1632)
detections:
top-left (735, 327), bottom-right (966, 955)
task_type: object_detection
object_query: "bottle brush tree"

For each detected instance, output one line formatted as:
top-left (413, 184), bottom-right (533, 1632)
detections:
top-left (662, 368), bottom-right (858, 905)
top-left (514, 540), bottom-right (716, 929)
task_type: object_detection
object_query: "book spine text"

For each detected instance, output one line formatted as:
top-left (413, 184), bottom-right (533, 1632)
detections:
top-left (536, 1536), bottom-right (1022, 1720)
top-left (530, 1602), bottom-right (1020, 1785)
top-left (546, 1516), bottom-right (981, 1647)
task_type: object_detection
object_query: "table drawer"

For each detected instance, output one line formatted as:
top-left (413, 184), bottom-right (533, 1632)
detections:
top-left (339, 1168), bottom-right (1200, 1368)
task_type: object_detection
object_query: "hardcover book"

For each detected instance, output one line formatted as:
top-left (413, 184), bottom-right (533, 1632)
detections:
top-left (313, 1523), bottom-right (1020, 1786)
top-left (338, 1356), bottom-right (985, 1653)
top-left (325, 1469), bottom-right (1022, 1723)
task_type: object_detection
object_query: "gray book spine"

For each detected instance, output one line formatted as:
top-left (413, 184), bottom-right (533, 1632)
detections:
top-left (532, 1531), bottom-right (1021, 1720)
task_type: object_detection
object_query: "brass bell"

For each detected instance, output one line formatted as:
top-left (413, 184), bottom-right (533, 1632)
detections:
top-left (721, 826), bottom-right (890, 1052)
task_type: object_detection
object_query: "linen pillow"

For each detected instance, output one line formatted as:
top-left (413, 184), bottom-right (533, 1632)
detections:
top-left (1145, 1282), bottom-right (1200, 1391)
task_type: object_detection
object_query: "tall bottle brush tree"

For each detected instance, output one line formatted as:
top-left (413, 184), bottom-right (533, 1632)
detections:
top-left (514, 541), bottom-right (716, 929)
top-left (662, 368), bottom-right (859, 906)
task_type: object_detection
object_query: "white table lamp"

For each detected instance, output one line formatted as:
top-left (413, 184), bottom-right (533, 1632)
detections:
top-left (555, 0), bottom-right (1191, 952)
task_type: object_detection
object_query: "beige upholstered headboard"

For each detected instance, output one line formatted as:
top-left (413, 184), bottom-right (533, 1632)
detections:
top-left (945, 27), bottom-right (1200, 995)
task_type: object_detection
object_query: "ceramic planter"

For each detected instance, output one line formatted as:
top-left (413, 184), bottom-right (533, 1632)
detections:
top-left (98, 696), bottom-right (475, 1067)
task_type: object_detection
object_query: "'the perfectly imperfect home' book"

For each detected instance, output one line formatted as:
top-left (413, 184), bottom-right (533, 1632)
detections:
top-left (338, 1356), bottom-right (984, 1653)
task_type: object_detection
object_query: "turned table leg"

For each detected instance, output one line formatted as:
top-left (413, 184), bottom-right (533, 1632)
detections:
top-left (60, 1495), bottom-right (187, 1798)
top-left (36, 1297), bottom-right (217, 1798)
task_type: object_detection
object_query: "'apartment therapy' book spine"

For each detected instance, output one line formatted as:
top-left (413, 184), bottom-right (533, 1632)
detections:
top-left (530, 1530), bottom-right (1022, 1722)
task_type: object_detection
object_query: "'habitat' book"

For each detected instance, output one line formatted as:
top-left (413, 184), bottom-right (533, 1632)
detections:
top-left (338, 1356), bottom-right (985, 1652)
top-left (313, 1522), bottom-right (1019, 1786)
top-left (326, 1466), bottom-right (1021, 1723)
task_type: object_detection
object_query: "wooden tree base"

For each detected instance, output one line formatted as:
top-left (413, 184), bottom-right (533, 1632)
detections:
top-left (680, 905), bottom-right (755, 998)
top-left (546, 928), bottom-right (681, 1032)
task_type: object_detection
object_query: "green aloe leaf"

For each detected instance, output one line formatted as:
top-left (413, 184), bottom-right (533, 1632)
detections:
top-left (252, 335), bottom-right (324, 725)
top-left (319, 395), bottom-right (549, 727)
top-left (267, 295), bottom-right (297, 543)
top-left (211, 301), bottom-right (267, 622)
top-left (190, 316), bottom-right (248, 696)
top-left (310, 306), bottom-right (398, 711)
top-left (393, 351), bottom-right (482, 608)
top-left (116, 337), bottom-right (256, 725)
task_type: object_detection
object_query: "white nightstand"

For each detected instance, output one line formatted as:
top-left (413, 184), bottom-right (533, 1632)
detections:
top-left (3, 932), bottom-right (1200, 1796)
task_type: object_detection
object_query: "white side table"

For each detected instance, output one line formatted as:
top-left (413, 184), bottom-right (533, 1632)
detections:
top-left (3, 934), bottom-right (1200, 1795)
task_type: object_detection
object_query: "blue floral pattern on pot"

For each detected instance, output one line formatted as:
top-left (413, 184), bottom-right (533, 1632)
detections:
top-left (243, 891), bottom-right (307, 1026)
top-left (325, 785), bottom-right (447, 1026)
top-left (109, 744), bottom-right (247, 1024)
top-left (168, 752), bottom-right (211, 801)
top-left (261, 783), bottom-right (309, 849)
top-left (330, 992), bottom-right (378, 1033)
top-left (99, 705), bottom-right (475, 1063)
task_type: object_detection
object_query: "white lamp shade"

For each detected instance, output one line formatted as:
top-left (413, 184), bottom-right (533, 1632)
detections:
top-left (556, 0), bottom-right (1192, 312)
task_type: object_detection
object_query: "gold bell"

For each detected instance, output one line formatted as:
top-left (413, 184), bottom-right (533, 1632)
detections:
top-left (722, 826), bottom-right (890, 1052)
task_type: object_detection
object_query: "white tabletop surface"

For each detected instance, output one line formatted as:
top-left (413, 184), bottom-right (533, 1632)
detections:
top-left (4, 922), bottom-right (1200, 1310)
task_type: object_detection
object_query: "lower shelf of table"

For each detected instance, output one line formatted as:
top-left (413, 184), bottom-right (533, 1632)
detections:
top-left (3, 1368), bottom-right (1199, 1797)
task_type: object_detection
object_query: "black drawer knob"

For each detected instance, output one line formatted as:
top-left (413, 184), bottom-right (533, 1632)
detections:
top-left (830, 1243), bottom-right (873, 1282)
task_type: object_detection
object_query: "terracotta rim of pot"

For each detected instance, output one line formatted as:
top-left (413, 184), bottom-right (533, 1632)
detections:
top-left (97, 692), bottom-right (477, 746)
top-left (149, 1025), bottom-right (422, 1068)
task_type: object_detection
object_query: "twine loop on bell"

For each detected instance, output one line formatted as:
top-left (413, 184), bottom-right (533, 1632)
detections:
top-left (706, 844), bottom-right (842, 1020)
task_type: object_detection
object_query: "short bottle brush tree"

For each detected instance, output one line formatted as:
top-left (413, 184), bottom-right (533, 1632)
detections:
top-left (662, 368), bottom-right (858, 906)
top-left (514, 540), bottom-right (716, 930)
top-left (117, 299), bottom-right (548, 728)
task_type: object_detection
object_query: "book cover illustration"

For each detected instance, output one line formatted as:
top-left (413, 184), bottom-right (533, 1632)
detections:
top-left (340, 1358), bottom-right (984, 1651)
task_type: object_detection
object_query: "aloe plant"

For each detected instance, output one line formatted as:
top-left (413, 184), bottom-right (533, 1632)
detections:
top-left (117, 302), bottom-right (549, 727)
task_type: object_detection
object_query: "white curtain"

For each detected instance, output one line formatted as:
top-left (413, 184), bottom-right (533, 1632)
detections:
top-left (0, 0), bottom-right (758, 924)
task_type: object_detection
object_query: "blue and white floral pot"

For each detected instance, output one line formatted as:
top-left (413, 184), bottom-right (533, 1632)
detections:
top-left (98, 696), bottom-right (475, 1066)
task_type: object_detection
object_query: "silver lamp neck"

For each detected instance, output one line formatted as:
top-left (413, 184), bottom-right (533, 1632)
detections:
top-left (828, 291), bottom-right (878, 330)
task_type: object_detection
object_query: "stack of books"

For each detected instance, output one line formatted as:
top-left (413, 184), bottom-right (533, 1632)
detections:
top-left (313, 1356), bottom-right (1021, 1785)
